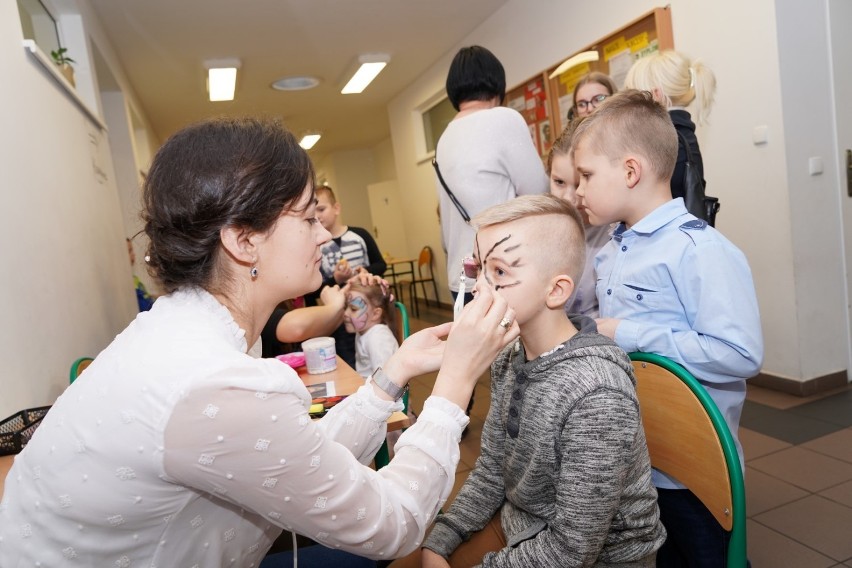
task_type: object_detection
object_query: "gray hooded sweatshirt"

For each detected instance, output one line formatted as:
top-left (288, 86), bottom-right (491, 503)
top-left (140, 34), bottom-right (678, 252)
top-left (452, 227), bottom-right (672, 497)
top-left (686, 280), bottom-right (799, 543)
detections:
top-left (424, 316), bottom-right (665, 567)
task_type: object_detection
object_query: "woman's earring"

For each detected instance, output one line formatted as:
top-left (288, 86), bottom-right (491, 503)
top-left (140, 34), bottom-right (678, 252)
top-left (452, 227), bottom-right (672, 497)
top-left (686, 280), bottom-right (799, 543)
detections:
top-left (250, 266), bottom-right (259, 279)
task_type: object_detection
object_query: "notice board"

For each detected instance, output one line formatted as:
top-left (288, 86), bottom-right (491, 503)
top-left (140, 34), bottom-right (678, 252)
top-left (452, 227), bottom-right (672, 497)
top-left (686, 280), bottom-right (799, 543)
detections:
top-left (547, 7), bottom-right (674, 134)
top-left (503, 6), bottom-right (674, 156)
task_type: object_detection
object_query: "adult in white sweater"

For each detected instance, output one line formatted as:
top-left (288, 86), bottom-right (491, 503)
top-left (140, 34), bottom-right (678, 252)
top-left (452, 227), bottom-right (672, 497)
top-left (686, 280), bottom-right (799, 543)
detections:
top-left (434, 45), bottom-right (548, 302)
top-left (0, 118), bottom-right (521, 567)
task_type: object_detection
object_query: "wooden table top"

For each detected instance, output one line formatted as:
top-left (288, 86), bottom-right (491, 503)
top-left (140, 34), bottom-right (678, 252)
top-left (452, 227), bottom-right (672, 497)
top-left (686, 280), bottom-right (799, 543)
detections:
top-left (297, 356), bottom-right (409, 432)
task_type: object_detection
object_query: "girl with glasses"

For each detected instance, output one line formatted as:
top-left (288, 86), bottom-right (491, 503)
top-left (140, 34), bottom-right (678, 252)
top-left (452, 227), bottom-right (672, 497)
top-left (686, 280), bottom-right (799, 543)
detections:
top-left (571, 72), bottom-right (617, 118)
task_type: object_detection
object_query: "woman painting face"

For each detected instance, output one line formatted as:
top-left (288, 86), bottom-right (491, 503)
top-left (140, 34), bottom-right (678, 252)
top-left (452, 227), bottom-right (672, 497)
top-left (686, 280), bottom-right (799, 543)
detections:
top-left (252, 185), bottom-right (331, 301)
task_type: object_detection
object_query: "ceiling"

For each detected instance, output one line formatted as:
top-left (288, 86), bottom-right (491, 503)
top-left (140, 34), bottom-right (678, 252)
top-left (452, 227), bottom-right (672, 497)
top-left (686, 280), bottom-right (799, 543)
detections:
top-left (85, 0), bottom-right (510, 159)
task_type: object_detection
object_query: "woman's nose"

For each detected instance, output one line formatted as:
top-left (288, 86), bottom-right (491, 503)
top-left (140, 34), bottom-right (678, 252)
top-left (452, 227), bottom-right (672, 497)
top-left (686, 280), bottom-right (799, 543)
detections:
top-left (317, 224), bottom-right (332, 244)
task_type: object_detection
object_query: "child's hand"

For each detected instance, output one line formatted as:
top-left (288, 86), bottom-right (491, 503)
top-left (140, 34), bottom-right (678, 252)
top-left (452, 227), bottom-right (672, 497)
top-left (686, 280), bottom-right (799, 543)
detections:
top-left (318, 285), bottom-right (345, 312)
top-left (594, 317), bottom-right (621, 339)
top-left (333, 258), bottom-right (353, 284)
top-left (421, 549), bottom-right (450, 568)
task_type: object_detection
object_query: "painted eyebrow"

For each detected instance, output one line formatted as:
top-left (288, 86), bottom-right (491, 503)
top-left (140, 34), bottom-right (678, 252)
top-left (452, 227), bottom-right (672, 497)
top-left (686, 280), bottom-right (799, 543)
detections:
top-left (483, 234), bottom-right (512, 263)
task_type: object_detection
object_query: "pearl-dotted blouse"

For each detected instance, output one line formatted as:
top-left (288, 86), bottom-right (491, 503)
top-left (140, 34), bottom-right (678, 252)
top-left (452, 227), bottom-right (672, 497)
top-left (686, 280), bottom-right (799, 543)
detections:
top-left (0, 288), bottom-right (467, 566)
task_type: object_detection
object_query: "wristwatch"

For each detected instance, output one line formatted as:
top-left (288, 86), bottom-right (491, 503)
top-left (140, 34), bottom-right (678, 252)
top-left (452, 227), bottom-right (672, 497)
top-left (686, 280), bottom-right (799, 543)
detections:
top-left (370, 367), bottom-right (409, 402)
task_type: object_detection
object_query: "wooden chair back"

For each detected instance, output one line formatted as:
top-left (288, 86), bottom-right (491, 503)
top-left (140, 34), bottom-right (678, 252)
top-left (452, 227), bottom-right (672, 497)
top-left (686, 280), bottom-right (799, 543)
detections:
top-left (69, 357), bottom-right (94, 384)
top-left (630, 352), bottom-right (747, 567)
top-left (416, 246), bottom-right (434, 278)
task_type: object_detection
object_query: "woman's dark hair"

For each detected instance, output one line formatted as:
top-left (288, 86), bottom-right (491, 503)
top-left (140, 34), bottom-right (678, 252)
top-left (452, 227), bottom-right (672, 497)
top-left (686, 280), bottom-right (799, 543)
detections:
top-left (142, 117), bottom-right (315, 294)
top-left (445, 46), bottom-right (506, 111)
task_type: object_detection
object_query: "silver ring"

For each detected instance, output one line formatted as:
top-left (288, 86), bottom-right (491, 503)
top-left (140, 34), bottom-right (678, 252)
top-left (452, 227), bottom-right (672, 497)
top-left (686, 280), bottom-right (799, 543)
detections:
top-left (499, 317), bottom-right (512, 329)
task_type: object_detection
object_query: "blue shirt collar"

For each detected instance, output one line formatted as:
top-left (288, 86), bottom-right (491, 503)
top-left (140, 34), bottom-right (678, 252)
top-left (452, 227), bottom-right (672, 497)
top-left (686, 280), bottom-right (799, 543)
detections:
top-left (614, 198), bottom-right (688, 241)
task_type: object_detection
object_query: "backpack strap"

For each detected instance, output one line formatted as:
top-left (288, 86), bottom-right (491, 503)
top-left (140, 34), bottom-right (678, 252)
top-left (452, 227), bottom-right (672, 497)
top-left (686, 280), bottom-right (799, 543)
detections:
top-left (432, 158), bottom-right (471, 224)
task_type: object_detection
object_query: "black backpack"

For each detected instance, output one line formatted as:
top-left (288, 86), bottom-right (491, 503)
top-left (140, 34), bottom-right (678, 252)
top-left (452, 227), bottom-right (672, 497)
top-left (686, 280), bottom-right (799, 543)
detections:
top-left (677, 130), bottom-right (720, 226)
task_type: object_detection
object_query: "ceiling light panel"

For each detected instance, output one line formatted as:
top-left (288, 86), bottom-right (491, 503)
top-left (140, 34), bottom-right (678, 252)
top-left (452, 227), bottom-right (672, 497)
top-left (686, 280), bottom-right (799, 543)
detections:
top-left (341, 53), bottom-right (390, 94)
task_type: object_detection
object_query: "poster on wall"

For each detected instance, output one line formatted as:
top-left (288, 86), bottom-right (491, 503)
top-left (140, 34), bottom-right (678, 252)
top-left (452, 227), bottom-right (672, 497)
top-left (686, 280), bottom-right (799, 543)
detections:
top-left (539, 120), bottom-right (552, 156)
top-left (528, 123), bottom-right (538, 153)
top-left (524, 78), bottom-right (548, 124)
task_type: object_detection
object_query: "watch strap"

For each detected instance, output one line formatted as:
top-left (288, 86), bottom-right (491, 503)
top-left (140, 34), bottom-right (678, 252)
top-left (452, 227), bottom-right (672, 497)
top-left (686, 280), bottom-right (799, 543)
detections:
top-left (370, 367), bottom-right (408, 401)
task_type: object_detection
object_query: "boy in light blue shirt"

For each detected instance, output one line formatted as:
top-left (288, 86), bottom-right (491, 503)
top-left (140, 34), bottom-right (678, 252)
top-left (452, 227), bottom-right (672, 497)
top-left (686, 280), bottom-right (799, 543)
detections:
top-left (572, 90), bottom-right (763, 567)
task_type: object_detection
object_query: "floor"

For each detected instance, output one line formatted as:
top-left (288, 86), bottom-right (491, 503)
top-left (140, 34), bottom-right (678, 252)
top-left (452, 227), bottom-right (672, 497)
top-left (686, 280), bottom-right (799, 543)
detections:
top-left (403, 300), bottom-right (852, 568)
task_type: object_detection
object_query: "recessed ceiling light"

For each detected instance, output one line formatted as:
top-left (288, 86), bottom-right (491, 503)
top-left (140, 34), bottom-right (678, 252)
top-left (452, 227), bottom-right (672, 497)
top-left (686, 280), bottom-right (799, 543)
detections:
top-left (271, 76), bottom-right (321, 91)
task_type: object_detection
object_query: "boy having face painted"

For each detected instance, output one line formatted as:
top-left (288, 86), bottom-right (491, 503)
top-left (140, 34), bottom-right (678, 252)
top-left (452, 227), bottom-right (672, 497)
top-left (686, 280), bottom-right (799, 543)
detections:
top-left (409, 194), bottom-right (665, 567)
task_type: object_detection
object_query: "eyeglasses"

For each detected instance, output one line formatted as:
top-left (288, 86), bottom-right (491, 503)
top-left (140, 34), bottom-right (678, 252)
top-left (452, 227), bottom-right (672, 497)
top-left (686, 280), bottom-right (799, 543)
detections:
top-left (575, 94), bottom-right (609, 111)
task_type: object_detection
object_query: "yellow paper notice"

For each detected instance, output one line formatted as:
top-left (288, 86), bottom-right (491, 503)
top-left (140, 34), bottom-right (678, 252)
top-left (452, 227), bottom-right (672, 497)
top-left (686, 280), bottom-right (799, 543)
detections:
top-left (559, 62), bottom-right (591, 90)
top-left (628, 32), bottom-right (650, 53)
top-left (604, 37), bottom-right (628, 61)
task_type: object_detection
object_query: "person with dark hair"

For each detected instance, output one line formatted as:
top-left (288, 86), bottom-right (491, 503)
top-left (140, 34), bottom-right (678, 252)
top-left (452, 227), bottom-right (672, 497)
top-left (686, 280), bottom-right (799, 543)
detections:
top-left (436, 45), bottom-right (548, 308)
top-left (435, 45), bottom-right (548, 426)
top-left (0, 117), bottom-right (521, 567)
top-left (127, 237), bottom-right (156, 311)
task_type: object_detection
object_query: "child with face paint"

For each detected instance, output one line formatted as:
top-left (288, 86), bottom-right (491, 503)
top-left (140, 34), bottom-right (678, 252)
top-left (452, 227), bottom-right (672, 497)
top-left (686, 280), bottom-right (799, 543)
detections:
top-left (344, 280), bottom-right (400, 380)
top-left (393, 194), bottom-right (664, 568)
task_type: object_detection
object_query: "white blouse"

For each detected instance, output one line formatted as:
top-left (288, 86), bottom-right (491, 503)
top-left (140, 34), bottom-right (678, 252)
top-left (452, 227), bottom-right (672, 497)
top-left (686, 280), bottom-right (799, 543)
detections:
top-left (355, 323), bottom-right (400, 379)
top-left (0, 289), bottom-right (468, 567)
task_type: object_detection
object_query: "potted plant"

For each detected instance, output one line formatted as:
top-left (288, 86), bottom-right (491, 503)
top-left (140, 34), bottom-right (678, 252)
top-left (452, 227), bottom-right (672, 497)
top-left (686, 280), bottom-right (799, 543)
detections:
top-left (50, 47), bottom-right (76, 87)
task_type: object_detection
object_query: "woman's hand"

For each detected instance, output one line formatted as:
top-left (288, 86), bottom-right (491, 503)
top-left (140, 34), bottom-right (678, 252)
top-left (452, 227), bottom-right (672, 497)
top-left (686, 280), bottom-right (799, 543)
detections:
top-left (375, 285), bottom-right (518, 408)
top-left (430, 283), bottom-right (519, 408)
top-left (382, 322), bottom-right (454, 384)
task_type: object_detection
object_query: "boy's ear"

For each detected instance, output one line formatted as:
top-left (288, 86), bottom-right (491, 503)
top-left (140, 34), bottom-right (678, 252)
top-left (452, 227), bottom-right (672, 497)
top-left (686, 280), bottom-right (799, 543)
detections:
top-left (546, 274), bottom-right (575, 310)
top-left (220, 225), bottom-right (259, 266)
top-left (624, 156), bottom-right (642, 189)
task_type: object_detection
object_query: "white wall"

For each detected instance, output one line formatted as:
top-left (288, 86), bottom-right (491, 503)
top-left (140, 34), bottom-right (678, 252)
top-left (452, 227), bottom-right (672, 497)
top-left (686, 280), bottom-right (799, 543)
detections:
top-left (774, 0), bottom-right (848, 380)
top-left (313, 138), bottom-right (399, 240)
top-left (387, 0), bottom-right (849, 383)
top-left (0, 0), bottom-right (155, 416)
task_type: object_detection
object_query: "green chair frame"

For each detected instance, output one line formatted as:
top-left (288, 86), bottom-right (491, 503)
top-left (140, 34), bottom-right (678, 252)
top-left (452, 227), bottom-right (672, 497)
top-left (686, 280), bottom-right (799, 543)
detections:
top-left (629, 352), bottom-right (747, 568)
top-left (69, 356), bottom-right (94, 384)
top-left (374, 302), bottom-right (410, 469)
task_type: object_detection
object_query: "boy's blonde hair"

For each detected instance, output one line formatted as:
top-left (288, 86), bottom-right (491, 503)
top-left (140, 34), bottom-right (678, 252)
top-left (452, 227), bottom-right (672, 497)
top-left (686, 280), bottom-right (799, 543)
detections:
top-left (315, 184), bottom-right (337, 204)
top-left (472, 194), bottom-right (586, 285)
top-left (572, 89), bottom-right (677, 183)
top-left (624, 51), bottom-right (716, 125)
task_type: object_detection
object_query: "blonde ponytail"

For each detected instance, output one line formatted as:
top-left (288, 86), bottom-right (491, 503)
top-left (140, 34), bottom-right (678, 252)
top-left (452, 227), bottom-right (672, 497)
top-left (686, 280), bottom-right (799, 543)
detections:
top-left (688, 59), bottom-right (716, 125)
top-left (624, 50), bottom-right (716, 125)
